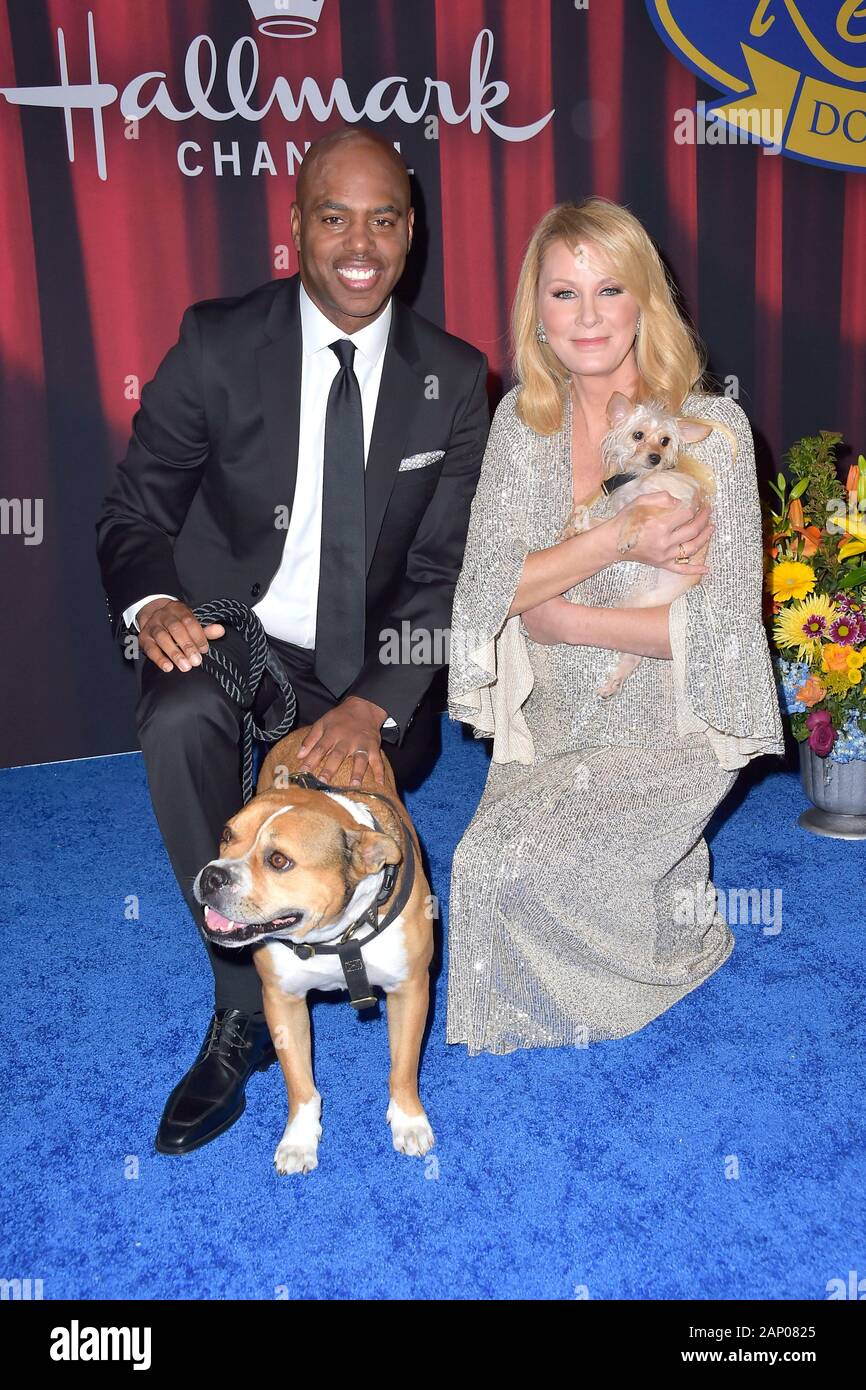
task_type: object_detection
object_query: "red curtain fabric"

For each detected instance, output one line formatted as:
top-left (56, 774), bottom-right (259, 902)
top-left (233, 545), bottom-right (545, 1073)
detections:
top-left (0, 0), bottom-right (856, 763)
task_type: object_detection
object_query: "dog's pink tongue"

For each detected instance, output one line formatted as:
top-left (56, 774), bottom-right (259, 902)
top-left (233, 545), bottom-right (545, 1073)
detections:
top-left (205, 908), bottom-right (236, 934)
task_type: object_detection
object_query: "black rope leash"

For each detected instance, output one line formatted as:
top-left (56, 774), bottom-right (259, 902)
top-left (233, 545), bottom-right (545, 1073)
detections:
top-left (191, 599), bottom-right (297, 804)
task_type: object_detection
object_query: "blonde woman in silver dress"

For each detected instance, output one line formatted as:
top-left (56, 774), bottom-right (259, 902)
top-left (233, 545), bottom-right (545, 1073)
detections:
top-left (446, 198), bottom-right (785, 1057)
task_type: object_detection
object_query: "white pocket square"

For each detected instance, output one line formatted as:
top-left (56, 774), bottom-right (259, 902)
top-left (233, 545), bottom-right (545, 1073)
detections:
top-left (398, 450), bottom-right (445, 472)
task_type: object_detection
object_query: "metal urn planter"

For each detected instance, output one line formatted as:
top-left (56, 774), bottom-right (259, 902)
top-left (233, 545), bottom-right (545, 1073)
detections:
top-left (798, 743), bottom-right (866, 840)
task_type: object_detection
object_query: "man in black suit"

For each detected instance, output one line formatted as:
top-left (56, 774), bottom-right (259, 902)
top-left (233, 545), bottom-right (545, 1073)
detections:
top-left (95, 128), bottom-right (490, 1155)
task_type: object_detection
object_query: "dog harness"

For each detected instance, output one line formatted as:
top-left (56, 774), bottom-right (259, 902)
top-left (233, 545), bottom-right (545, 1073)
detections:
top-left (267, 772), bottom-right (417, 1010)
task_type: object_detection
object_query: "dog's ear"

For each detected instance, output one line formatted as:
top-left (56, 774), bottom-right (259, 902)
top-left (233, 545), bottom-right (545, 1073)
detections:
top-left (677, 417), bottom-right (712, 445)
top-left (344, 828), bottom-right (402, 879)
top-left (606, 391), bottom-right (633, 427)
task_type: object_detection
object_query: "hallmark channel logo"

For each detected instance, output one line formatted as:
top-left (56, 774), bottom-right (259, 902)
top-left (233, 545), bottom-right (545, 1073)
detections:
top-left (0, 2), bottom-right (552, 181)
top-left (248, 1), bottom-right (325, 39)
top-left (646, 0), bottom-right (866, 173)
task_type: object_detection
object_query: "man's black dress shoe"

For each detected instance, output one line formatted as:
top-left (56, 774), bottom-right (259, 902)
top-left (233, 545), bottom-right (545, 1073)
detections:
top-left (155, 1008), bottom-right (277, 1155)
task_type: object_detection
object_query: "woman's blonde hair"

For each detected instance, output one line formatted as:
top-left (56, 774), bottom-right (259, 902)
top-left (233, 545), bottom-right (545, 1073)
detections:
top-left (512, 197), bottom-right (708, 434)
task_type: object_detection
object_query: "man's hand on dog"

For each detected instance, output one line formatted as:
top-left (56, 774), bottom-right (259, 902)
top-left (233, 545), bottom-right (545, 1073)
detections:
top-left (296, 697), bottom-right (390, 788)
top-left (137, 599), bottom-right (389, 787)
top-left (137, 599), bottom-right (225, 673)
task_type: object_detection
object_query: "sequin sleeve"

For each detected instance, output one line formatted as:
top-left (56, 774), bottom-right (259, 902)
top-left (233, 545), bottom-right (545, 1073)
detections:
top-left (667, 395), bottom-right (786, 770)
top-left (447, 389), bottom-right (537, 764)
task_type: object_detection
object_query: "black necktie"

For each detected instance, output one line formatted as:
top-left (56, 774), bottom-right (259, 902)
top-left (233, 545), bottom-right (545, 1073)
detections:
top-left (313, 338), bottom-right (366, 698)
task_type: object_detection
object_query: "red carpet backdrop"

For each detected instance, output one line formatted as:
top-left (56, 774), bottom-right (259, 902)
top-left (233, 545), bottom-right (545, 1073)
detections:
top-left (1, 0), bottom-right (863, 765)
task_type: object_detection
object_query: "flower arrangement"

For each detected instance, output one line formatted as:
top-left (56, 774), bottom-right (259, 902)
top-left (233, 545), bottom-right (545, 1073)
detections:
top-left (763, 432), bottom-right (866, 762)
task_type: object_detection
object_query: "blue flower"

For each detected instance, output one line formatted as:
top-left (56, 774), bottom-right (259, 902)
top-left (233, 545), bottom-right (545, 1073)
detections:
top-left (770, 656), bottom-right (866, 763)
top-left (771, 655), bottom-right (809, 715)
top-left (830, 709), bottom-right (866, 764)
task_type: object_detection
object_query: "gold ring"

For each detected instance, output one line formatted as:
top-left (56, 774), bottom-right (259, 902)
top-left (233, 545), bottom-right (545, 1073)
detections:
top-left (675, 544), bottom-right (690, 564)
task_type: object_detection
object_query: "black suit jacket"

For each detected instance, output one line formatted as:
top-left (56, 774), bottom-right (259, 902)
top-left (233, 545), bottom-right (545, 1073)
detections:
top-left (95, 273), bottom-right (490, 745)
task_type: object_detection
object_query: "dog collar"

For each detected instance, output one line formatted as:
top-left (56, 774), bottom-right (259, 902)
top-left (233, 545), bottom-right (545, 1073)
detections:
top-left (602, 471), bottom-right (638, 495)
top-left (267, 772), bottom-right (417, 1010)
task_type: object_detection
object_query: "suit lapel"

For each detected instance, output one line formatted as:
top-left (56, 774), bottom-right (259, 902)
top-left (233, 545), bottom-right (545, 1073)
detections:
top-left (363, 296), bottom-right (422, 572)
top-left (256, 274), bottom-right (303, 522)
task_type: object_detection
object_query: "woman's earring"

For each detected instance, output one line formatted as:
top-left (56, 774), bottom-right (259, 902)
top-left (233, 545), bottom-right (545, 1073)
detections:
top-left (634, 313), bottom-right (642, 337)
top-left (536, 320), bottom-right (548, 344)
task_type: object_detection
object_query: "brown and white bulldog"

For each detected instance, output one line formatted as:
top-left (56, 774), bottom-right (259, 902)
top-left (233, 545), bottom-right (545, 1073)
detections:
top-left (193, 726), bottom-right (435, 1175)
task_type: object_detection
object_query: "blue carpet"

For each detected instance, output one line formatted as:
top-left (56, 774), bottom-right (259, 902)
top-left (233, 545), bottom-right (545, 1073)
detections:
top-left (0, 717), bottom-right (863, 1301)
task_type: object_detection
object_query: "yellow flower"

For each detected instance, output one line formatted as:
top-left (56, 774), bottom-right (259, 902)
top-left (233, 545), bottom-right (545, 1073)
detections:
top-left (773, 595), bottom-right (837, 661)
top-left (818, 642), bottom-right (865, 687)
top-left (846, 649), bottom-right (866, 682)
top-left (769, 560), bottom-right (815, 602)
top-left (839, 537), bottom-right (866, 560)
top-left (822, 669), bottom-right (851, 697)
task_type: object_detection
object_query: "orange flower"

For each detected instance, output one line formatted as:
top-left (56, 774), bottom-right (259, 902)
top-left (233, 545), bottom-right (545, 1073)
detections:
top-left (821, 643), bottom-right (851, 674)
top-left (788, 497), bottom-right (804, 529)
top-left (846, 462), bottom-right (860, 495)
top-left (795, 675), bottom-right (826, 706)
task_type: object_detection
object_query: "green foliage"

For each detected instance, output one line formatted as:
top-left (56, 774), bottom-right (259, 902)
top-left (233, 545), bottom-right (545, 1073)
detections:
top-left (774, 431), bottom-right (858, 593)
top-left (784, 430), bottom-right (844, 518)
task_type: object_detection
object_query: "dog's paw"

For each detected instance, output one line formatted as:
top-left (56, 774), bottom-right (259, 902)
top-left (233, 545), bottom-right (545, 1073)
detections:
top-left (597, 670), bottom-right (625, 697)
top-left (386, 1098), bottom-right (435, 1157)
top-left (558, 504), bottom-right (593, 543)
top-left (273, 1097), bottom-right (322, 1176)
top-left (274, 1139), bottom-right (319, 1175)
top-left (597, 680), bottom-right (621, 698)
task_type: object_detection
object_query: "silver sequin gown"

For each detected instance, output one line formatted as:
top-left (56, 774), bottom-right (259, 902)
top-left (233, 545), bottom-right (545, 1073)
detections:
top-left (446, 386), bottom-right (785, 1056)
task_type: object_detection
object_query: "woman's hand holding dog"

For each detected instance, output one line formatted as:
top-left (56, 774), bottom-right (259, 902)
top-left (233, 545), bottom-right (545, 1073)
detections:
top-left (610, 491), bottom-right (714, 574)
top-left (520, 494), bottom-right (714, 646)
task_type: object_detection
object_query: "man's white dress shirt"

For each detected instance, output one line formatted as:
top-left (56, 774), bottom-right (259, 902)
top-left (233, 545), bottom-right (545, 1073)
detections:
top-left (123, 281), bottom-right (396, 727)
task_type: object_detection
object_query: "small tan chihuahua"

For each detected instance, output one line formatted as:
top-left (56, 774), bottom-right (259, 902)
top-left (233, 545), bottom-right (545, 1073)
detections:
top-left (559, 391), bottom-right (715, 697)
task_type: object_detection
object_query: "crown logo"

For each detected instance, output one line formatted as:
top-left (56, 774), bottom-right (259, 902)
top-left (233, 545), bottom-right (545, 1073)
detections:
top-left (246, 0), bottom-right (325, 38)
